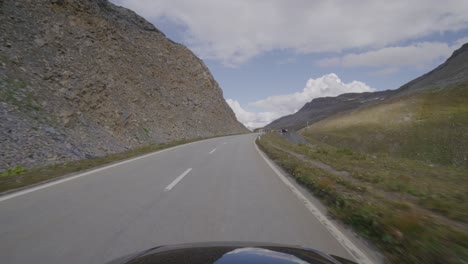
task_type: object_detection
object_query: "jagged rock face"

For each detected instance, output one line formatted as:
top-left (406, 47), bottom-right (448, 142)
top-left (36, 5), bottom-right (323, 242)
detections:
top-left (0, 0), bottom-right (247, 170)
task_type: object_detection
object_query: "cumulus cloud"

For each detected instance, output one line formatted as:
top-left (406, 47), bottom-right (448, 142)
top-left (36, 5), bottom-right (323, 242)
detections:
top-left (111, 0), bottom-right (468, 65)
top-left (227, 73), bottom-right (374, 128)
top-left (317, 38), bottom-right (468, 71)
top-left (226, 99), bottom-right (283, 130)
top-left (251, 73), bottom-right (374, 113)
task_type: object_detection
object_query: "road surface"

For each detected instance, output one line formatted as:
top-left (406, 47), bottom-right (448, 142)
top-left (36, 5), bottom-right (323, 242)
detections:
top-left (0, 134), bottom-right (374, 264)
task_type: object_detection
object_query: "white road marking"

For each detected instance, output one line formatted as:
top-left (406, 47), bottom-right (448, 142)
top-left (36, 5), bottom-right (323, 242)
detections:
top-left (0, 138), bottom-right (214, 202)
top-left (209, 148), bottom-right (217, 154)
top-left (222, 142), bottom-right (227, 145)
top-left (164, 168), bottom-right (192, 191)
top-left (254, 139), bottom-right (374, 264)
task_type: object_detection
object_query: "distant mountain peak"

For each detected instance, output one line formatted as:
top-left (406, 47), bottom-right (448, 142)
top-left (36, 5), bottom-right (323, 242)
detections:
top-left (396, 41), bottom-right (468, 94)
top-left (264, 42), bottom-right (468, 131)
top-left (447, 42), bottom-right (468, 61)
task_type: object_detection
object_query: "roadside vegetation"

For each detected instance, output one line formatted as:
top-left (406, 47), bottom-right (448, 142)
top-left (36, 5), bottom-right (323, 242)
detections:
top-left (257, 132), bottom-right (468, 264)
top-left (301, 82), bottom-right (468, 169)
top-left (0, 137), bottom-right (212, 193)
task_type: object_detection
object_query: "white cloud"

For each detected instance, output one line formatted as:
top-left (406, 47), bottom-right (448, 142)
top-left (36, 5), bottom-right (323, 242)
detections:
top-left (251, 73), bottom-right (374, 113)
top-left (228, 73), bottom-right (374, 128)
top-left (317, 42), bottom-right (453, 68)
top-left (454, 37), bottom-right (468, 48)
top-left (226, 99), bottom-right (283, 129)
top-left (111, 0), bottom-right (468, 66)
top-left (317, 38), bottom-right (468, 70)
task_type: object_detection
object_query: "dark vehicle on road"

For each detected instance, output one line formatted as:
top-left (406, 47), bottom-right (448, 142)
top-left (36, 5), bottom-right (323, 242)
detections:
top-left (108, 242), bottom-right (357, 264)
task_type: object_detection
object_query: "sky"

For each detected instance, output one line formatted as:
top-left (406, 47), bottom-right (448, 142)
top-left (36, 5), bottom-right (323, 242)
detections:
top-left (111, 0), bottom-right (468, 129)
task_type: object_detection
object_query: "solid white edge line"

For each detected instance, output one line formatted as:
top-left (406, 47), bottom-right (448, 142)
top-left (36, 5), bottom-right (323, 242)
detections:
top-left (209, 148), bottom-right (217, 154)
top-left (0, 138), bottom-right (217, 202)
top-left (254, 138), bottom-right (374, 264)
top-left (164, 168), bottom-right (192, 191)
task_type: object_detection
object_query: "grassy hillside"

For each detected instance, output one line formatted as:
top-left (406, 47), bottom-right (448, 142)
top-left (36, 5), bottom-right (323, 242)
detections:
top-left (301, 82), bottom-right (468, 168)
top-left (257, 133), bottom-right (468, 263)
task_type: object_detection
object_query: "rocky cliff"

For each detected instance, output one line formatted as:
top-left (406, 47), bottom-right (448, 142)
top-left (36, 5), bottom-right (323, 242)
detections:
top-left (0, 0), bottom-right (247, 171)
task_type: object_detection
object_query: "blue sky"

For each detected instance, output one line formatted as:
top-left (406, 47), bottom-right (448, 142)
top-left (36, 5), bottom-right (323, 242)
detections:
top-left (111, 0), bottom-right (468, 128)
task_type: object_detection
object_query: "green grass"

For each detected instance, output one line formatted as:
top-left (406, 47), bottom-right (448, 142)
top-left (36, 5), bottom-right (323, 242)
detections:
top-left (0, 166), bottom-right (27, 177)
top-left (300, 82), bottom-right (468, 168)
top-left (0, 137), bottom-right (212, 193)
top-left (257, 133), bottom-right (468, 264)
top-left (276, 133), bottom-right (468, 222)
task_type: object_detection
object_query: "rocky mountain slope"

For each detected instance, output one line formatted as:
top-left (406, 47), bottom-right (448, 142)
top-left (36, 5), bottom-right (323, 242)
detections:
top-left (0, 0), bottom-right (247, 171)
top-left (301, 43), bottom-right (468, 168)
top-left (398, 43), bottom-right (468, 94)
top-left (302, 81), bottom-right (468, 168)
top-left (265, 43), bottom-right (468, 131)
top-left (265, 90), bottom-right (396, 130)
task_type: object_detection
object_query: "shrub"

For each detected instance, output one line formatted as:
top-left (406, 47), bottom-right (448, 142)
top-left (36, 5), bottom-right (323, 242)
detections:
top-left (0, 166), bottom-right (27, 177)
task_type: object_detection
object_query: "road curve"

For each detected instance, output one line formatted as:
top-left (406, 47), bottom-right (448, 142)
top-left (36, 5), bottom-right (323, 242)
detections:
top-left (0, 133), bottom-right (371, 264)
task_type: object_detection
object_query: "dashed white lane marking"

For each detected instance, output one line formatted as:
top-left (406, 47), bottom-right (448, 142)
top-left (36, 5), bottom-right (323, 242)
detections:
top-left (222, 142), bottom-right (227, 145)
top-left (254, 139), bottom-right (373, 264)
top-left (209, 148), bottom-right (217, 154)
top-left (164, 168), bottom-right (192, 191)
top-left (0, 137), bottom-right (218, 202)
top-left (0, 144), bottom-right (198, 202)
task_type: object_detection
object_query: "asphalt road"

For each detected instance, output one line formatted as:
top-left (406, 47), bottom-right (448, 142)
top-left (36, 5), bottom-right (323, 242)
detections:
top-left (0, 133), bottom-right (374, 264)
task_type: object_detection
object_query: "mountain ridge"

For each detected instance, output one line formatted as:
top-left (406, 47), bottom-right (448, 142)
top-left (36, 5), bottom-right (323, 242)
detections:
top-left (265, 43), bottom-right (468, 131)
top-left (266, 90), bottom-right (396, 130)
top-left (397, 43), bottom-right (468, 94)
